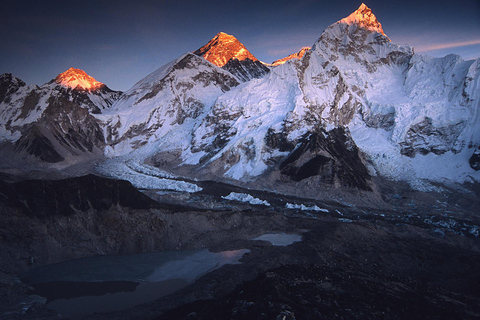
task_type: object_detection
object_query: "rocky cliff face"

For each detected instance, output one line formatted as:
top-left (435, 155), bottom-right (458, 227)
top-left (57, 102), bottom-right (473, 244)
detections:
top-left (14, 96), bottom-right (107, 163)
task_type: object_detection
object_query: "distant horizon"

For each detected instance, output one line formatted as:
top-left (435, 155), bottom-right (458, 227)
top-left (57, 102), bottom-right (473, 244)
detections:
top-left (2, 0), bottom-right (479, 91)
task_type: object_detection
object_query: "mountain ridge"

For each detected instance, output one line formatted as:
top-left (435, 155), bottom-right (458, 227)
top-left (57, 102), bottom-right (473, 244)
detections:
top-left (1, 3), bottom-right (479, 192)
top-left (271, 47), bottom-right (311, 66)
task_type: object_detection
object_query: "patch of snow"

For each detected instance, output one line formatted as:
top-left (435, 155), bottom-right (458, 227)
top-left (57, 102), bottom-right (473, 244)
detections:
top-left (222, 192), bottom-right (270, 206)
top-left (285, 203), bottom-right (329, 212)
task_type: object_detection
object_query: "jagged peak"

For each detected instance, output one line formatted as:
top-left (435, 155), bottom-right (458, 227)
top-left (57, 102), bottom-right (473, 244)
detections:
top-left (0, 73), bottom-right (26, 87)
top-left (339, 3), bottom-right (387, 37)
top-left (55, 67), bottom-right (104, 91)
top-left (194, 32), bottom-right (258, 67)
top-left (271, 47), bottom-right (311, 66)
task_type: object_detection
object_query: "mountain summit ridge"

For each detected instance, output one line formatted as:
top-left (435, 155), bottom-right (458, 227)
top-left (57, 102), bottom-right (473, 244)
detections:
top-left (194, 32), bottom-right (259, 67)
top-left (55, 67), bottom-right (105, 91)
top-left (271, 47), bottom-right (311, 66)
top-left (339, 3), bottom-right (387, 38)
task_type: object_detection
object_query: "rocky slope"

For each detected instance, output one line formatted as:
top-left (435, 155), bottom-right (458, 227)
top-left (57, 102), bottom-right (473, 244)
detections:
top-left (101, 53), bottom-right (239, 156)
top-left (0, 69), bottom-right (121, 164)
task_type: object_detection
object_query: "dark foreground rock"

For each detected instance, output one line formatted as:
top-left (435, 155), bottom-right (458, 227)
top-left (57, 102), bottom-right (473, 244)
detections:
top-left (150, 219), bottom-right (480, 320)
top-left (1, 175), bottom-right (480, 320)
top-left (0, 174), bottom-right (160, 217)
top-left (157, 264), bottom-right (480, 320)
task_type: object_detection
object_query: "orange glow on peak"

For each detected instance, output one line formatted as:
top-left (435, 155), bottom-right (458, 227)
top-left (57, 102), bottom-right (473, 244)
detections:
top-left (194, 32), bottom-right (258, 67)
top-left (340, 3), bottom-right (388, 38)
top-left (55, 67), bottom-right (104, 91)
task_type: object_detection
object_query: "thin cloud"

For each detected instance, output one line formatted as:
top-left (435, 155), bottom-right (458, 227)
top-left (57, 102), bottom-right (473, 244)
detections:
top-left (416, 39), bottom-right (480, 52)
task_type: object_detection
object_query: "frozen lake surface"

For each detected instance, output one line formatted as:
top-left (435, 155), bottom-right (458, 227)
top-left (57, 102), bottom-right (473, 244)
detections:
top-left (252, 233), bottom-right (302, 246)
top-left (21, 248), bottom-right (249, 317)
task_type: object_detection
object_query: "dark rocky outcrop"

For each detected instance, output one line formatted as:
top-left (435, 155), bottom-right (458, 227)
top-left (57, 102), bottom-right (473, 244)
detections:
top-left (280, 127), bottom-right (372, 190)
top-left (0, 73), bottom-right (26, 104)
top-left (156, 262), bottom-right (480, 320)
top-left (400, 117), bottom-right (464, 157)
top-left (223, 58), bottom-right (270, 82)
top-left (470, 147), bottom-right (480, 171)
top-left (0, 174), bottom-right (159, 217)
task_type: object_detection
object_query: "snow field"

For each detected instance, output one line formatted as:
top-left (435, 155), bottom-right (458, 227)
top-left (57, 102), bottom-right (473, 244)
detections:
top-left (285, 203), bottom-right (329, 212)
top-left (222, 192), bottom-right (271, 206)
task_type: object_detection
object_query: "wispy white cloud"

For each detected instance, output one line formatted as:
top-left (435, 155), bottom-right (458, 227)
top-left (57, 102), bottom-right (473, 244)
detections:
top-left (416, 39), bottom-right (480, 52)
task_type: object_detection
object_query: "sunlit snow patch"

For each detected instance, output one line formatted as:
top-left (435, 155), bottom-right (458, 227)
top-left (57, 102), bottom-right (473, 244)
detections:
top-left (252, 233), bottom-right (302, 246)
top-left (285, 203), bottom-right (329, 212)
top-left (222, 192), bottom-right (270, 206)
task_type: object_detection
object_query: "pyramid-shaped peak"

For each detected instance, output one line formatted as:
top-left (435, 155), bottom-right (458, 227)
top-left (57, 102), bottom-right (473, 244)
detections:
top-left (340, 3), bottom-right (387, 37)
top-left (194, 32), bottom-right (258, 67)
top-left (55, 67), bottom-right (104, 91)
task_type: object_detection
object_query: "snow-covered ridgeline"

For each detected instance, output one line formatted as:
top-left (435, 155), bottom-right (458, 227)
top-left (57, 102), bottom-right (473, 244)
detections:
top-left (2, 4), bottom-right (479, 190)
top-left (99, 53), bottom-right (239, 157)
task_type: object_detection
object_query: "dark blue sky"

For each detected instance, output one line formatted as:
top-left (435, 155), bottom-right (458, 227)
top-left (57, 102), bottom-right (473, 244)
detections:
top-left (1, 0), bottom-right (479, 91)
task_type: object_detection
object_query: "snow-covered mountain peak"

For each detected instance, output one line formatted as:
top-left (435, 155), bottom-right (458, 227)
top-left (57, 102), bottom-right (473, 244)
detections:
top-left (311, 4), bottom-right (411, 71)
top-left (271, 47), bottom-right (311, 66)
top-left (340, 3), bottom-right (387, 38)
top-left (194, 32), bottom-right (259, 67)
top-left (55, 68), bottom-right (105, 91)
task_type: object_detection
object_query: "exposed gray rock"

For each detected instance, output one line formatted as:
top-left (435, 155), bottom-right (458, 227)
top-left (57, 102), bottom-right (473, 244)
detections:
top-left (14, 96), bottom-right (106, 163)
top-left (223, 58), bottom-right (270, 82)
top-left (400, 117), bottom-right (464, 157)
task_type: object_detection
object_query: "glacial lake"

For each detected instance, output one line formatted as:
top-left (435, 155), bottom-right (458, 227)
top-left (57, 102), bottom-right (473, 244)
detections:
top-left (252, 233), bottom-right (303, 246)
top-left (21, 248), bottom-right (249, 317)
